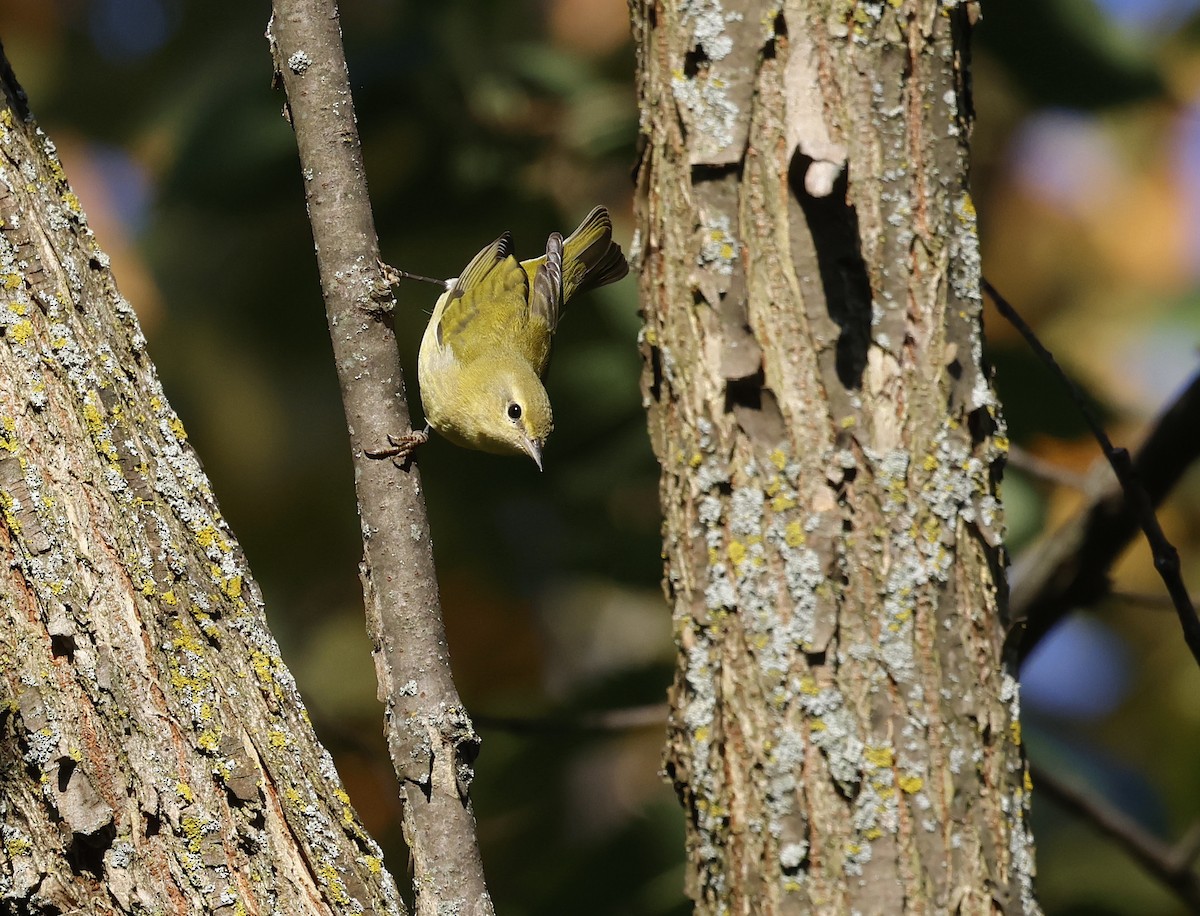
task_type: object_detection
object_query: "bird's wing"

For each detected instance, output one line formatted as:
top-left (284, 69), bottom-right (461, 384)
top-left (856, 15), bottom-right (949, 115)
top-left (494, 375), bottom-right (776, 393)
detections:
top-left (528, 231), bottom-right (563, 334)
top-left (435, 231), bottom-right (530, 363)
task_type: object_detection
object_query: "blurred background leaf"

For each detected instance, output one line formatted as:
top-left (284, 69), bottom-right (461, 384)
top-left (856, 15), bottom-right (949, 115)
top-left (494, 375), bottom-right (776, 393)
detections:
top-left (3, 0), bottom-right (1200, 912)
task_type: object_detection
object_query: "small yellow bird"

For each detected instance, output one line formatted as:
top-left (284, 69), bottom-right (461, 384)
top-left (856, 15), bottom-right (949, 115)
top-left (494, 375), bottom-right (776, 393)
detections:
top-left (373, 206), bottom-right (628, 470)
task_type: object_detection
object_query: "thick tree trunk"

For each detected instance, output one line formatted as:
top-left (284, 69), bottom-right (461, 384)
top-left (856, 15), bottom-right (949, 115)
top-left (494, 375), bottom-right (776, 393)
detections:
top-left (630, 0), bottom-right (1039, 913)
top-left (0, 48), bottom-right (402, 916)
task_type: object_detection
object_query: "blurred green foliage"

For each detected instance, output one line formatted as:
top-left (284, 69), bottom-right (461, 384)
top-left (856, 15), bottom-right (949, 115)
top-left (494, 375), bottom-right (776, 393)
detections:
top-left (3, 0), bottom-right (1200, 912)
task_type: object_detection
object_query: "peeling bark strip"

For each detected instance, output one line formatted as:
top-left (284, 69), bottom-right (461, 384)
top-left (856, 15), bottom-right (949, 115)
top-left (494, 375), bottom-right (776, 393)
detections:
top-left (0, 47), bottom-right (402, 914)
top-left (631, 1), bottom-right (1039, 913)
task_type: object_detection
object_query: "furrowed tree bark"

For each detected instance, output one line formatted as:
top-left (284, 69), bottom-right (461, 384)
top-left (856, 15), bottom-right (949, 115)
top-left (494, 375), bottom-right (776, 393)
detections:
top-left (267, 4), bottom-right (493, 915)
top-left (0, 43), bottom-right (402, 915)
top-left (630, 0), bottom-right (1039, 912)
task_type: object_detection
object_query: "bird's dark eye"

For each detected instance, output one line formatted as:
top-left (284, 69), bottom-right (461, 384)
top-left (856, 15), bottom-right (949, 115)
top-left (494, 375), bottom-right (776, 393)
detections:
top-left (507, 402), bottom-right (522, 421)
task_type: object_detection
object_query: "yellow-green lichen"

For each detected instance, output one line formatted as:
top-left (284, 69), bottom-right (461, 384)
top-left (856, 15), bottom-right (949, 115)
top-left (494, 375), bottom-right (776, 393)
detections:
top-left (784, 521), bottom-right (805, 548)
top-left (181, 815), bottom-right (206, 853)
top-left (9, 320), bottom-right (33, 345)
top-left (0, 416), bottom-right (17, 452)
top-left (316, 862), bottom-right (351, 905)
top-left (221, 575), bottom-right (242, 599)
top-left (1, 490), bottom-right (21, 534)
top-left (864, 746), bottom-right (894, 768)
top-left (195, 525), bottom-right (228, 552)
top-left (728, 540), bottom-right (746, 566)
top-left (898, 774), bottom-right (924, 794)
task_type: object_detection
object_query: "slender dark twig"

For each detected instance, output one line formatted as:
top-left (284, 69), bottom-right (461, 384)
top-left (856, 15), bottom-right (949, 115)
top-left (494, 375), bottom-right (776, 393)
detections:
top-left (1033, 764), bottom-right (1200, 911)
top-left (475, 704), bottom-right (669, 735)
top-left (984, 281), bottom-right (1200, 671)
top-left (1175, 823), bottom-right (1200, 873)
top-left (1111, 589), bottom-right (1200, 611)
top-left (1008, 371), bottom-right (1200, 656)
top-left (1006, 444), bottom-right (1089, 490)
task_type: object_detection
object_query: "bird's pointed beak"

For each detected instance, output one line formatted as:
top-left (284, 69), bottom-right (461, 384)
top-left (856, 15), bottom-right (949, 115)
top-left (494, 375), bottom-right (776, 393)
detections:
top-left (522, 436), bottom-right (545, 472)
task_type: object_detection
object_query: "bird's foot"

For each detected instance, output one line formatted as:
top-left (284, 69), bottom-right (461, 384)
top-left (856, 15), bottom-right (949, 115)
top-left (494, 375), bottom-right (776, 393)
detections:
top-left (376, 258), bottom-right (405, 288)
top-left (365, 425), bottom-right (431, 467)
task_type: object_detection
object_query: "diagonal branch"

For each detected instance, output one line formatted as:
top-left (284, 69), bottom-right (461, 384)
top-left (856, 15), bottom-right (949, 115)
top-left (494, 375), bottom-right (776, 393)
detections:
top-left (475, 703), bottom-right (670, 735)
top-left (1006, 444), bottom-right (1088, 490)
top-left (266, 3), bottom-right (492, 914)
top-left (985, 282), bottom-right (1200, 669)
top-left (1033, 764), bottom-right (1200, 912)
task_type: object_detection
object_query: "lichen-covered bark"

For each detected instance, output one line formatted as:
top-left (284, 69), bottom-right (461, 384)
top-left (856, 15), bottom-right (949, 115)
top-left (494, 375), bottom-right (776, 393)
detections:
top-left (630, 0), bottom-right (1038, 912)
top-left (0, 51), bottom-right (403, 915)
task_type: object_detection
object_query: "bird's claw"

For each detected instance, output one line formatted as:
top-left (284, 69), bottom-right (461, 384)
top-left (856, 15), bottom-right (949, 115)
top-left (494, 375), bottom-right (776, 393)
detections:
top-left (365, 427), bottom-right (430, 467)
top-left (376, 258), bottom-right (405, 288)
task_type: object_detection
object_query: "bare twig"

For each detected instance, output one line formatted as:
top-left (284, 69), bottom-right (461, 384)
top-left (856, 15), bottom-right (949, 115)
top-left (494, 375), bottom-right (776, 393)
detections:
top-left (1175, 822), bottom-right (1200, 873)
top-left (1111, 589), bottom-right (1200, 611)
top-left (267, 5), bottom-right (492, 915)
top-left (476, 703), bottom-right (669, 735)
top-left (1006, 443), bottom-right (1088, 490)
top-left (1009, 369), bottom-right (1200, 655)
top-left (985, 281), bottom-right (1200, 670)
top-left (1032, 764), bottom-right (1200, 911)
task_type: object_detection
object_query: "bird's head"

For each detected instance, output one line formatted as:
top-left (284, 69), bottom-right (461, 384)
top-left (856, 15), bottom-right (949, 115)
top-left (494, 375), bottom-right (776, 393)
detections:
top-left (476, 364), bottom-right (554, 470)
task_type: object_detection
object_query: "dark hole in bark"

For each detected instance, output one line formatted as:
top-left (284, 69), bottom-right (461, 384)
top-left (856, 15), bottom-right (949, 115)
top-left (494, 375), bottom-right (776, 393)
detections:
top-left (648, 344), bottom-right (663, 402)
top-left (765, 10), bottom-right (786, 58)
top-left (725, 373), bottom-right (786, 446)
top-left (788, 153), bottom-right (871, 391)
top-left (691, 162), bottom-right (741, 185)
top-left (967, 404), bottom-right (996, 441)
top-left (66, 822), bottom-right (114, 879)
top-left (49, 632), bottom-right (76, 661)
top-left (683, 44), bottom-right (707, 78)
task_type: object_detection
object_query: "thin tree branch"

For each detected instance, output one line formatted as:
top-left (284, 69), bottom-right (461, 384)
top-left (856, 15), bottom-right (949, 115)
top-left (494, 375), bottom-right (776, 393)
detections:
top-left (1111, 589), bottom-right (1200, 610)
top-left (1174, 823), bottom-right (1200, 873)
top-left (267, 5), bottom-right (492, 915)
top-left (475, 703), bottom-right (670, 735)
top-left (1006, 444), bottom-right (1089, 490)
top-left (986, 281), bottom-right (1200, 669)
top-left (1032, 764), bottom-right (1200, 912)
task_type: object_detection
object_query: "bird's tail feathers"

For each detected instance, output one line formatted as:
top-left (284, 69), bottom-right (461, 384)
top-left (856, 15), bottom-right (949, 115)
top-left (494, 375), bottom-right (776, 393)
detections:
top-left (560, 206), bottom-right (629, 302)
